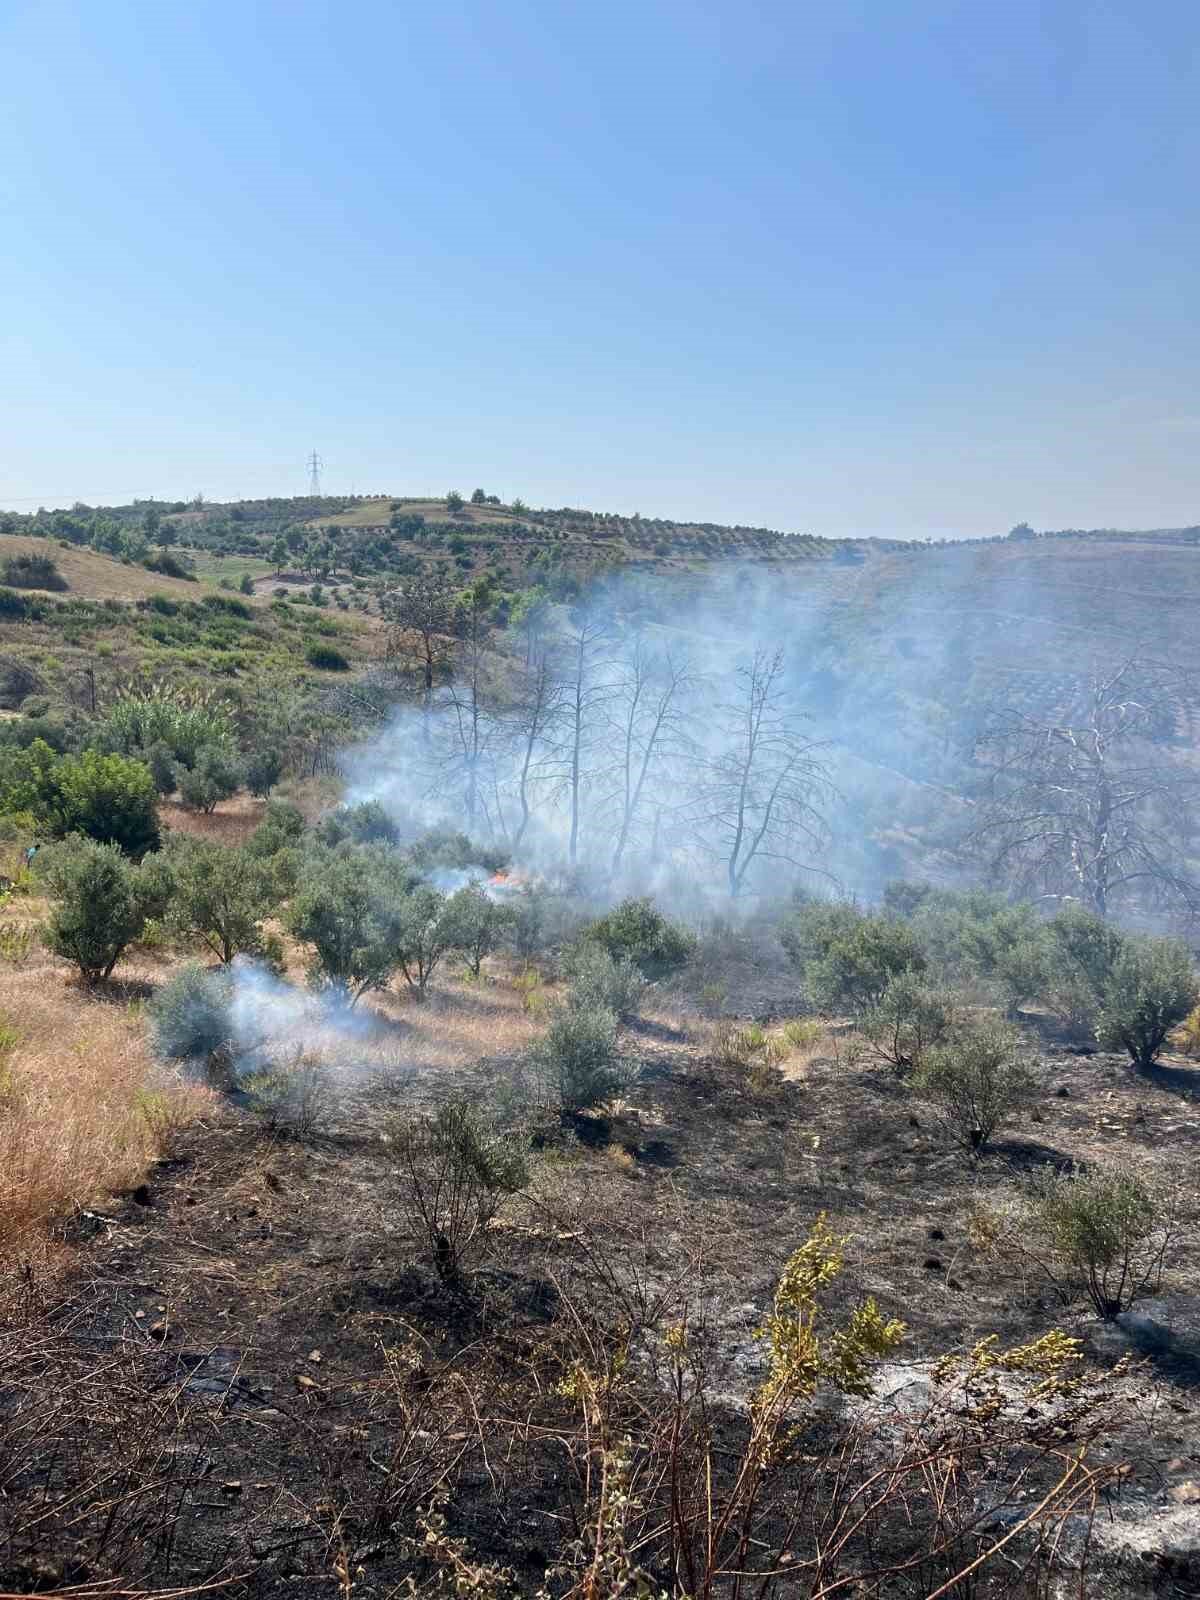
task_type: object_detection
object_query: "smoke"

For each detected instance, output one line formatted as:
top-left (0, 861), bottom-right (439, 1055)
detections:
top-left (226, 956), bottom-right (386, 1078)
top-left (334, 552), bottom-right (1191, 923)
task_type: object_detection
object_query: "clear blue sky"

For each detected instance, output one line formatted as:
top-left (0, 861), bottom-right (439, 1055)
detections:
top-left (2, 0), bottom-right (1197, 537)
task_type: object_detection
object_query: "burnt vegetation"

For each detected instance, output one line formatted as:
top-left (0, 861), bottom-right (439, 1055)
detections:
top-left (3, 497), bottom-right (1200, 1595)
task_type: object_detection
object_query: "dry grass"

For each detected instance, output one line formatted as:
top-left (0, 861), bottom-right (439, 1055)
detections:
top-left (159, 793), bottom-right (266, 846)
top-left (0, 957), bottom-right (211, 1262)
top-left (0, 533), bottom-right (201, 602)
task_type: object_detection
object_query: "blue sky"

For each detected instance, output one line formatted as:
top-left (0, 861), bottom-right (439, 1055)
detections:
top-left (2, 0), bottom-right (1197, 537)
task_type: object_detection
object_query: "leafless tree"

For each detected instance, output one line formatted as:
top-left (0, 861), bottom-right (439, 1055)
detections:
top-left (688, 647), bottom-right (832, 896)
top-left (442, 579), bottom-right (496, 834)
top-left (501, 641), bottom-right (565, 850)
top-left (601, 634), bottom-right (700, 878)
top-left (556, 604), bottom-right (618, 868)
top-left (972, 658), bottom-right (1200, 919)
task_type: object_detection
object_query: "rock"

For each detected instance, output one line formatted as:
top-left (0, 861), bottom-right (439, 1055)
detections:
top-left (1055, 1085), bottom-right (1071, 1098)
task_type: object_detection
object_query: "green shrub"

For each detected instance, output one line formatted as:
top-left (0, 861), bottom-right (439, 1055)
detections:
top-left (98, 683), bottom-right (233, 768)
top-left (149, 962), bottom-right (234, 1062)
top-left (177, 744), bottom-right (242, 813)
top-left (578, 897), bottom-right (694, 977)
top-left (782, 903), bottom-right (925, 1014)
top-left (163, 838), bottom-right (273, 964)
top-left (564, 942), bottom-right (646, 1018)
top-left (246, 799), bottom-right (306, 859)
top-left (1, 553), bottom-right (67, 591)
top-left (145, 740), bottom-right (178, 796)
top-left (42, 838), bottom-right (163, 982)
top-left (43, 749), bottom-right (161, 858)
top-left (914, 1018), bottom-right (1033, 1154)
top-left (245, 746), bottom-right (284, 799)
top-left (1023, 1161), bottom-right (1176, 1318)
top-left (306, 642), bottom-right (349, 671)
top-left (710, 1020), bottom-right (787, 1092)
top-left (861, 973), bottom-right (956, 1076)
top-left (440, 883), bottom-right (514, 978)
top-left (529, 1001), bottom-right (627, 1115)
top-left (241, 1049), bottom-right (331, 1140)
top-left (1097, 935), bottom-right (1198, 1071)
top-left (387, 1099), bottom-right (529, 1282)
top-left (315, 800), bottom-right (399, 848)
top-left (286, 845), bottom-right (415, 1004)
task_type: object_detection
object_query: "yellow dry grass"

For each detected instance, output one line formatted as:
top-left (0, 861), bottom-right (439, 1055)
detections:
top-left (0, 533), bottom-right (202, 603)
top-left (0, 955), bottom-right (211, 1261)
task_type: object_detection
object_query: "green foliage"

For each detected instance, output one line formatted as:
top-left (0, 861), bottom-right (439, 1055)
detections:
top-left (406, 826), bottom-right (508, 875)
top-left (163, 838), bottom-right (273, 964)
top-left (529, 1000), bottom-right (627, 1115)
top-left (98, 683), bottom-right (234, 769)
top-left (1, 552), bottom-right (67, 591)
top-left (756, 1215), bottom-right (906, 1409)
top-left (149, 962), bottom-right (234, 1062)
top-left (578, 896), bottom-right (694, 977)
top-left (315, 800), bottom-right (399, 848)
top-left (783, 902), bottom-right (925, 1014)
top-left (241, 1049), bottom-right (331, 1139)
top-left (387, 1099), bottom-right (529, 1282)
top-left (177, 744), bottom-right (242, 813)
top-left (914, 1018), bottom-right (1033, 1153)
top-left (41, 838), bottom-right (164, 982)
top-left (305, 641), bottom-right (349, 671)
top-left (1097, 934), bottom-right (1198, 1070)
top-left (440, 883), bottom-right (514, 977)
top-left (286, 845), bottom-right (415, 1004)
top-left (564, 942), bottom-right (646, 1018)
top-left (246, 799), bottom-right (306, 857)
top-left (43, 749), bottom-right (161, 857)
top-left (390, 884), bottom-right (455, 999)
top-left (861, 972), bottom-right (956, 1075)
top-left (145, 740), bottom-right (178, 796)
top-left (1023, 1161), bottom-right (1174, 1318)
top-left (245, 746), bottom-right (284, 799)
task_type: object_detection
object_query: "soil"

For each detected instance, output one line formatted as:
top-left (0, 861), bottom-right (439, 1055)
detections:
top-left (5, 1008), bottom-right (1200, 1597)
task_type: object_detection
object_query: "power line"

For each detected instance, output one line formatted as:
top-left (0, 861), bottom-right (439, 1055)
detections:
top-left (307, 450), bottom-right (324, 497)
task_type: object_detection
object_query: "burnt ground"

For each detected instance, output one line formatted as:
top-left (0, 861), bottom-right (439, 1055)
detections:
top-left (5, 1011), bottom-right (1200, 1597)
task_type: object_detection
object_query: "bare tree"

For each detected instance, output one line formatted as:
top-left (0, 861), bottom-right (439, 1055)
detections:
top-left (442, 578), bottom-right (495, 834)
top-left (689, 647), bottom-right (832, 897)
top-left (501, 641), bottom-right (565, 851)
top-left (556, 604), bottom-right (618, 868)
top-left (972, 658), bottom-right (1200, 919)
top-left (382, 572), bottom-right (455, 740)
top-left (601, 634), bottom-right (699, 878)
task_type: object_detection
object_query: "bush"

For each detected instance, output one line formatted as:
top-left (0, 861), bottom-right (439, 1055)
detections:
top-left (1097, 934), bottom-right (1198, 1071)
top-left (306, 642), bottom-right (350, 671)
top-left (783, 903), bottom-right (925, 1014)
top-left (564, 942), bottom-right (646, 1018)
top-left (315, 800), bottom-right (399, 848)
top-left (914, 1018), bottom-right (1033, 1154)
top-left (246, 799), bottom-right (306, 860)
top-left (861, 973), bottom-right (956, 1076)
top-left (387, 1100), bottom-right (528, 1282)
top-left (1023, 1161), bottom-right (1176, 1318)
top-left (42, 838), bottom-right (163, 982)
top-left (1, 553), bottom-right (67, 591)
top-left (391, 885), bottom-right (456, 999)
top-left (241, 1049), bottom-right (332, 1140)
top-left (145, 741), bottom-right (178, 797)
top-left (245, 746), bottom-right (284, 799)
top-left (529, 1001), bottom-right (628, 1116)
top-left (164, 838), bottom-right (273, 964)
top-left (710, 1020), bottom-right (787, 1093)
top-left (578, 897), bottom-right (694, 977)
top-left (440, 883), bottom-right (514, 978)
top-left (149, 963), bottom-right (234, 1063)
top-left (287, 845), bottom-right (415, 1004)
top-left (42, 750), bottom-right (161, 858)
top-left (177, 744), bottom-right (242, 813)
